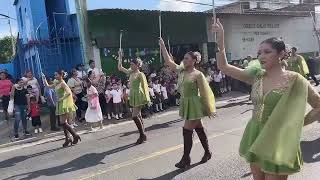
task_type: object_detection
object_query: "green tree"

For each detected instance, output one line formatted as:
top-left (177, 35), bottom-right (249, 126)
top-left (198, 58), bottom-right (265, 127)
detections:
top-left (0, 36), bottom-right (15, 64)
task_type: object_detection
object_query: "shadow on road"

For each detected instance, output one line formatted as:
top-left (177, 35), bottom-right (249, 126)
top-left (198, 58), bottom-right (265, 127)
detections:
top-left (0, 147), bottom-right (64, 169)
top-left (3, 143), bottom-right (136, 180)
top-left (137, 162), bottom-right (202, 180)
top-left (217, 100), bottom-right (252, 110)
top-left (120, 119), bottom-right (183, 138)
top-left (301, 137), bottom-right (320, 163)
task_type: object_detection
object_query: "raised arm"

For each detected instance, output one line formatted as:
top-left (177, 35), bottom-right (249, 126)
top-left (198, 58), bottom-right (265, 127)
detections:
top-left (212, 19), bottom-right (254, 84)
top-left (42, 74), bottom-right (55, 88)
top-left (117, 50), bottom-right (130, 74)
top-left (159, 38), bottom-right (178, 71)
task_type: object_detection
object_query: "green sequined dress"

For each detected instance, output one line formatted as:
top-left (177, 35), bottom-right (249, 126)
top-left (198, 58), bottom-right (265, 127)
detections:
top-left (128, 71), bottom-right (150, 107)
top-left (55, 80), bottom-right (77, 116)
top-left (178, 69), bottom-right (216, 121)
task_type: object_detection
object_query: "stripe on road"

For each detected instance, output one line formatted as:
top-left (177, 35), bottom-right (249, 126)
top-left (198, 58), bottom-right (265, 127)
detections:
top-left (79, 126), bottom-right (245, 180)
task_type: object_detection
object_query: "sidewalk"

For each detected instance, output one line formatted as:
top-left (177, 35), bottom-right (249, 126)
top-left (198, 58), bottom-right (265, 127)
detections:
top-left (0, 91), bottom-right (249, 148)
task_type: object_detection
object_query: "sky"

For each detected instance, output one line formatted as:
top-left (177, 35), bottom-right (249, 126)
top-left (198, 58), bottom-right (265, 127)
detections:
top-left (0, 0), bottom-right (235, 38)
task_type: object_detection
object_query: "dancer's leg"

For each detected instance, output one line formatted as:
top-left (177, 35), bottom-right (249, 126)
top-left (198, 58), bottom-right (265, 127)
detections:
top-left (250, 163), bottom-right (265, 180)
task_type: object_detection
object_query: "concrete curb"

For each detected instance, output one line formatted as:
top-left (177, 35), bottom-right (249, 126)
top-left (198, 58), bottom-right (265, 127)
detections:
top-left (0, 94), bottom-right (250, 151)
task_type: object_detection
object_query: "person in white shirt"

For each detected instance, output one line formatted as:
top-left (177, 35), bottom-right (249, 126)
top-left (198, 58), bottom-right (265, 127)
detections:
top-left (161, 81), bottom-right (168, 110)
top-left (88, 60), bottom-right (103, 83)
top-left (213, 70), bottom-right (223, 97)
top-left (105, 85), bottom-right (113, 120)
top-left (22, 70), bottom-right (42, 101)
top-left (152, 79), bottom-right (163, 112)
top-left (76, 64), bottom-right (87, 80)
top-left (148, 82), bottom-right (156, 112)
top-left (150, 71), bottom-right (157, 79)
top-left (110, 83), bottom-right (123, 120)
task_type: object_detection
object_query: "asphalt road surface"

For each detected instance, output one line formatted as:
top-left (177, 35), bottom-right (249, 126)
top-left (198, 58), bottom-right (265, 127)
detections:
top-left (0, 98), bottom-right (320, 180)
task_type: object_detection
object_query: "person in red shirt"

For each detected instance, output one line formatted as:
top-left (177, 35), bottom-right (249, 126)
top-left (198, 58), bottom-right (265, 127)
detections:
top-left (29, 96), bottom-right (43, 134)
top-left (0, 71), bottom-right (13, 121)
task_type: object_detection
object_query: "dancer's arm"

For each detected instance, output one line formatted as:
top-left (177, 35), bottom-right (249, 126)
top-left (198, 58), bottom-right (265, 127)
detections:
top-left (304, 83), bottom-right (320, 126)
top-left (42, 74), bottom-right (55, 88)
top-left (117, 50), bottom-right (130, 74)
top-left (213, 19), bottom-right (254, 84)
top-left (159, 38), bottom-right (178, 71)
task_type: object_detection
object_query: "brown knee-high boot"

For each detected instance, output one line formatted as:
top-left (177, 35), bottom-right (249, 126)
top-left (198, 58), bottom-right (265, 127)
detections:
top-left (63, 123), bottom-right (81, 145)
top-left (62, 123), bottom-right (72, 147)
top-left (175, 128), bottom-right (193, 168)
top-left (133, 116), bottom-right (147, 145)
top-left (195, 127), bottom-right (212, 163)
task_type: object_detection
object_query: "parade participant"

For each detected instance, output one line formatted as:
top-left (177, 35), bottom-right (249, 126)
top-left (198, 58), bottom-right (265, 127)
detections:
top-left (213, 18), bottom-right (320, 180)
top-left (68, 68), bottom-right (86, 123)
top-left (0, 71), bottom-right (13, 121)
top-left (118, 50), bottom-right (150, 145)
top-left (11, 78), bottom-right (31, 139)
top-left (84, 78), bottom-right (103, 131)
top-left (287, 47), bottom-right (309, 76)
top-left (159, 38), bottom-right (216, 168)
top-left (42, 70), bottom-right (81, 147)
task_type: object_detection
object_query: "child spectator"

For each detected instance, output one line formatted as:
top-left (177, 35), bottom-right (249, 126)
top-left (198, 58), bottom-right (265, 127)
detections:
top-left (85, 78), bottom-right (103, 131)
top-left (123, 81), bottom-right (131, 116)
top-left (105, 84), bottom-right (113, 120)
top-left (161, 81), bottom-right (169, 109)
top-left (148, 82), bottom-right (156, 113)
top-left (29, 96), bottom-right (43, 134)
top-left (110, 83), bottom-right (123, 120)
top-left (152, 78), bottom-right (163, 112)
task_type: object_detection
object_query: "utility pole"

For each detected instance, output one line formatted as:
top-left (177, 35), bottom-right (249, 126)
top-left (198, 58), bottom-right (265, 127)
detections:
top-left (0, 13), bottom-right (16, 56)
top-left (74, 0), bottom-right (93, 65)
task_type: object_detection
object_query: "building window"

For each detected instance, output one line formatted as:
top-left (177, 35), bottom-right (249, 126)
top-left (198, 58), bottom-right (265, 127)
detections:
top-left (241, 2), bottom-right (250, 10)
top-left (19, 7), bottom-right (23, 28)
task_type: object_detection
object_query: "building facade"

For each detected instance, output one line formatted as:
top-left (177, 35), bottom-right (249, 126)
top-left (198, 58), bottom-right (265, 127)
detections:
top-left (13, 0), bottom-right (83, 78)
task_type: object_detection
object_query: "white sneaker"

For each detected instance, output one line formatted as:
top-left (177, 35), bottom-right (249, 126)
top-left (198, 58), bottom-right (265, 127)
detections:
top-left (119, 114), bottom-right (123, 119)
top-left (73, 123), bottom-right (78, 127)
top-left (39, 128), bottom-right (43, 133)
top-left (116, 114), bottom-right (119, 120)
top-left (34, 129), bottom-right (38, 134)
top-left (107, 114), bottom-right (111, 120)
top-left (70, 124), bottom-right (75, 129)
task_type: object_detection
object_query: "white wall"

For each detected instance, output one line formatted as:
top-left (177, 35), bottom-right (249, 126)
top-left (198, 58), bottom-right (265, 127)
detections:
top-left (207, 15), bottom-right (318, 60)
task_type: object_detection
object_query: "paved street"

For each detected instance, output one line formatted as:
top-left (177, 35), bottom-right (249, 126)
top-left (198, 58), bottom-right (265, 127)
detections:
top-left (0, 97), bottom-right (320, 180)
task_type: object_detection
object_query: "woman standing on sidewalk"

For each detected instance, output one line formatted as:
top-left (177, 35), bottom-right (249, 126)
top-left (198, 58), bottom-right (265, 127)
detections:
top-left (159, 38), bottom-right (216, 169)
top-left (10, 78), bottom-right (31, 139)
top-left (0, 71), bottom-right (13, 122)
top-left (118, 50), bottom-right (150, 145)
top-left (68, 69), bottom-right (86, 123)
top-left (213, 19), bottom-right (320, 180)
top-left (42, 70), bottom-right (81, 147)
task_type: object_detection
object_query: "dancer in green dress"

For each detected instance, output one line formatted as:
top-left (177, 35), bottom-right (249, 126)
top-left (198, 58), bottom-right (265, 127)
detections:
top-left (118, 50), bottom-right (150, 145)
top-left (42, 70), bottom-right (81, 147)
top-left (213, 18), bottom-right (320, 180)
top-left (287, 47), bottom-right (309, 76)
top-left (159, 38), bottom-right (216, 169)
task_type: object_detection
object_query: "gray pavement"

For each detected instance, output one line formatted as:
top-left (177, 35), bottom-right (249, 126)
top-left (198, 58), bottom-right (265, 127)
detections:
top-left (0, 95), bottom-right (319, 180)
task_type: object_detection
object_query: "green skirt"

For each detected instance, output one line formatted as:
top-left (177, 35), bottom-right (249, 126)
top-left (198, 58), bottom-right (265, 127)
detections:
top-left (129, 89), bottom-right (149, 107)
top-left (239, 119), bottom-right (303, 175)
top-left (179, 96), bottom-right (205, 120)
top-left (56, 102), bottom-right (77, 116)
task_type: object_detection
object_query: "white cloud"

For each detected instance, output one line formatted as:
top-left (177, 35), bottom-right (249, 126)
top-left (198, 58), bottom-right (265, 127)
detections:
top-left (158, 0), bottom-right (203, 12)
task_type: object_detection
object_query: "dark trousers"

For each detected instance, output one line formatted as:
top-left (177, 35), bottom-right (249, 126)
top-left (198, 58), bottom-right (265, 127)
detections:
top-left (99, 94), bottom-right (107, 116)
top-left (308, 73), bottom-right (319, 85)
top-left (75, 92), bottom-right (87, 119)
top-left (49, 106), bottom-right (59, 129)
top-left (213, 82), bottom-right (222, 97)
top-left (31, 116), bottom-right (42, 127)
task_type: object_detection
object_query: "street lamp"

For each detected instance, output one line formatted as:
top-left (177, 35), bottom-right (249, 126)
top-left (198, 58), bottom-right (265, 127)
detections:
top-left (0, 13), bottom-right (16, 56)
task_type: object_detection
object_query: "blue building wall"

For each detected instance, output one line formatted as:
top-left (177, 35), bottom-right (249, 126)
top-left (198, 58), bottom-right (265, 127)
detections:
top-left (13, 0), bottom-right (83, 78)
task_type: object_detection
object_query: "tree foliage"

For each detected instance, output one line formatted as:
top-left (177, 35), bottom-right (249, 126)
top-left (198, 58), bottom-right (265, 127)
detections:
top-left (0, 36), bottom-right (16, 64)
